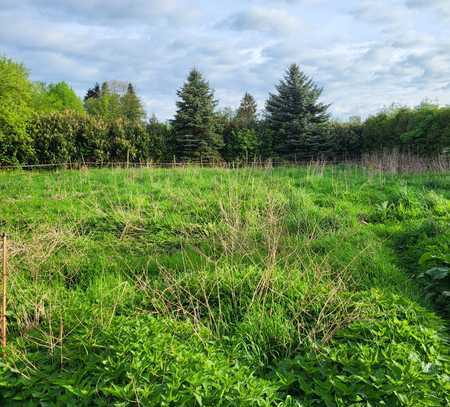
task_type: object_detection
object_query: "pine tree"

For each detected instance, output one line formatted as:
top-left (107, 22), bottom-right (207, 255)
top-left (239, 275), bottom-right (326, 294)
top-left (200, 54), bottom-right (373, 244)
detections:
top-left (84, 83), bottom-right (101, 101)
top-left (236, 92), bottom-right (257, 127)
top-left (265, 64), bottom-right (329, 160)
top-left (172, 69), bottom-right (222, 161)
top-left (121, 83), bottom-right (146, 122)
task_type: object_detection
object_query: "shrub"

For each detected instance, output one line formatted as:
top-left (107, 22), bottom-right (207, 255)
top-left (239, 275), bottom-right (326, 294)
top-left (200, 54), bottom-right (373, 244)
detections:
top-left (28, 111), bottom-right (109, 164)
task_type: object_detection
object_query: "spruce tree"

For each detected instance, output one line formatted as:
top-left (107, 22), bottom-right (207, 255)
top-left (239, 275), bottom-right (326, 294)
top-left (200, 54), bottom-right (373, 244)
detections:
top-left (121, 83), bottom-right (146, 122)
top-left (172, 69), bottom-right (222, 161)
top-left (236, 92), bottom-right (257, 127)
top-left (265, 64), bottom-right (329, 160)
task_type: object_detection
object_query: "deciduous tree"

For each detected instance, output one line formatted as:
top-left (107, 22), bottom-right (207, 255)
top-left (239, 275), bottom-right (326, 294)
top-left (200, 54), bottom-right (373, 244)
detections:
top-left (0, 57), bottom-right (34, 164)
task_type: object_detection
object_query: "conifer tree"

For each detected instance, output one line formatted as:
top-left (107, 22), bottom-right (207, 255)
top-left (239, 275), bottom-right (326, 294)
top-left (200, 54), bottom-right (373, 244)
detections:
top-left (121, 83), bottom-right (146, 122)
top-left (84, 83), bottom-right (101, 101)
top-left (236, 92), bottom-right (257, 127)
top-left (172, 69), bottom-right (222, 161)
top-left (265, 64), bottom-right (329, 160)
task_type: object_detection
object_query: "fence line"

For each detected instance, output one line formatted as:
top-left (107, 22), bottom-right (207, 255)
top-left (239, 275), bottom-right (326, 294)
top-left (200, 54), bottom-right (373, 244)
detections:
top-left (0, 153), bottom-right (449, 173)
top-left (0, 159), bottom-right (319, 170)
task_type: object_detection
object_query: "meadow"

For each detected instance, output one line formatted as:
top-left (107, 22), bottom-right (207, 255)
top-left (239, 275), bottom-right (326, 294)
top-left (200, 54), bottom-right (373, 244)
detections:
top-left (0, 165), bottom-right (448, 406)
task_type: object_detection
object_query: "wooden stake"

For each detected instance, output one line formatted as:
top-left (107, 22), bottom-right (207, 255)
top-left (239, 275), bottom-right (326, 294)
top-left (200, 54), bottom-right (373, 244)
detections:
top-left (2, 233), bottom-right (7, 352)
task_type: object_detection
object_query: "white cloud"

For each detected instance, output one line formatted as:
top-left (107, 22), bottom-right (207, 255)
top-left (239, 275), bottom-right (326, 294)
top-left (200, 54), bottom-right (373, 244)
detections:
top-left (406, 0), bottom-right (450, 16)
top-left (0, 0), bottom-right (449, 120)
top-left (217, 8), bottom-right (299, 33)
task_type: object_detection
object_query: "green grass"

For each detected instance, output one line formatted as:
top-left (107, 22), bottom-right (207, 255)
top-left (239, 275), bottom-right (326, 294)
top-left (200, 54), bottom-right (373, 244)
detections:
top-left (0, 165), bottom-right (449, 406)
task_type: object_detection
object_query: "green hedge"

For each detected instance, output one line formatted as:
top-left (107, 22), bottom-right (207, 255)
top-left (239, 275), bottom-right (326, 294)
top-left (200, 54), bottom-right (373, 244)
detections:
top-left (26, 111), bottom-right (154, 165)
top-left (362, 104), bottom-right (450, 155)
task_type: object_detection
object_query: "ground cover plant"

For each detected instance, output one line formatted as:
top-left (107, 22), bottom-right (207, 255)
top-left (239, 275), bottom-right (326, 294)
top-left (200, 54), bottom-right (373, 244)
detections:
top-left (0, 165), bottom-right (449, 406)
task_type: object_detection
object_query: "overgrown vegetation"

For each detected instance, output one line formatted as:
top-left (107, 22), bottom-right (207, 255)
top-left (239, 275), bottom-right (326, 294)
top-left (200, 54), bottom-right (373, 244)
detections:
top-left (0, 165), bottom-right (448, 405)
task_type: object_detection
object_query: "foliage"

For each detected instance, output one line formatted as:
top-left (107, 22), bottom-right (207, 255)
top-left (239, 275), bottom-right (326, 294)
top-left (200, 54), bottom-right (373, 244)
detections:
top-left (362, 103), bottom-right (450, 156)
top-left (107, 118), bottom-right (149, 162)
top-left (276, 291), bottom-right (449, 406)
top-left (0, 317), bottom-right (280, 406)
top-left (418, 237), bottom-right (450, 316)
top-left (84, 81), bottom-right (145, 124)
top-left (0, 166), bottom-right (448, 405)
top-left (121, 83), bottom-right (146, 123)
top-left (265, 64), bottom-right (330, 160)
top-left (1, 55), bottom-right (450, 165)
top-left (220, 93), bottom-right (260, 162)
top-left (217, 108), bottom-right (260, 162)
top-left (28, 111), bottom-right (155, 164)
top-left (146, 114), bottom-right (171, 162)
top-left (328, 117), bottom-right (363, 160)
top-left (172, 68), bottom-right (223, 161)
top-left (236, 92), bottom-right (258, 127)
top-left (223, 127), bottom-right (259, 162)
top-left (84, 82), bottom-right (101, 101)
top-left (0, 56), bottom-right (34, 165)
top-left (31, 82), bottom-right (84, 113)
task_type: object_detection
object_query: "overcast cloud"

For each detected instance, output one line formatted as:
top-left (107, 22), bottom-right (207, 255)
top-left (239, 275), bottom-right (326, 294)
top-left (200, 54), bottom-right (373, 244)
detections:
top-left (1, 0), bottom-right (449, 120)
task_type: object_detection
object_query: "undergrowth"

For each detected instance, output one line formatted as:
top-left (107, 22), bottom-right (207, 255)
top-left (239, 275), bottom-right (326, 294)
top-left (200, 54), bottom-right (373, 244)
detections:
top-left (0, 165), bottom-right (448, 406)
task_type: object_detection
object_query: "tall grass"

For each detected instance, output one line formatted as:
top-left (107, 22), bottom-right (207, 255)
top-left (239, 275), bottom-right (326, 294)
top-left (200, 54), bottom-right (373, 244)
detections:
top-left (0, 165), bottom-right (448, 405)
top-left (362, 151), bottom-right (450, 173)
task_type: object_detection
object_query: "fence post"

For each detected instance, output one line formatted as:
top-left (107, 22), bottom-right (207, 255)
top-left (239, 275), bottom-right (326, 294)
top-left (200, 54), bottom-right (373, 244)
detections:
top-left (2, 233), bottom-right (7, 353)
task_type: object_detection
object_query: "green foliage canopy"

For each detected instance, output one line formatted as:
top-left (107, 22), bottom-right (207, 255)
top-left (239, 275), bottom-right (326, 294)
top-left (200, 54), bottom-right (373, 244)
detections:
top-left (0, 56), bottom-right (34, 164)
top-left (32, 81), bottom-right (84, 113)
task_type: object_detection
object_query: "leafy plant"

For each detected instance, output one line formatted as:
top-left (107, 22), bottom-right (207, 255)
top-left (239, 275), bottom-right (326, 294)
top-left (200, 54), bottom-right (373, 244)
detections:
top-left (419, 240), bottom-right (450, 315)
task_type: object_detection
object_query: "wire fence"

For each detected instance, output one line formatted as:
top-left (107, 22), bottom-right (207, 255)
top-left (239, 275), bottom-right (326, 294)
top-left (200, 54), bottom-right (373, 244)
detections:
top-left (0, 159), bottom-right (326, 170)
top-left (0, 152), bottom-right (449, 173)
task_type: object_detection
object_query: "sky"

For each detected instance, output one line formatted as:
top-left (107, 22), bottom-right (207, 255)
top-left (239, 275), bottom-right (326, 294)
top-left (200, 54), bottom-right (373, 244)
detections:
top-left (1, 0), bottom-right (449, 120)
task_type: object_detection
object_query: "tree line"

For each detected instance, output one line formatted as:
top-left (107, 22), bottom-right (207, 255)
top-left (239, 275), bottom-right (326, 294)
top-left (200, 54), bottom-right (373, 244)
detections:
top-left (1, 55), bottom-right (449, 166)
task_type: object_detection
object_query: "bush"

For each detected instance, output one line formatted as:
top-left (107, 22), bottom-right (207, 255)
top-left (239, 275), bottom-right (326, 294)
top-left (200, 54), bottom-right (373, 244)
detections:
top-left (28, 111), bottom-right (109, 164)
top-left (108, 118), bottom-right (150, 162)
top-left (362, 104), bottom-right (450, 156)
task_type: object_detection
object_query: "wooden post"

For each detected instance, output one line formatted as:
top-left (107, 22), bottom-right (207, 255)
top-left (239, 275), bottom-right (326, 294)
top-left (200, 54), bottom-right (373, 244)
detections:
top-left (2, 233), bottom-right (7, 352)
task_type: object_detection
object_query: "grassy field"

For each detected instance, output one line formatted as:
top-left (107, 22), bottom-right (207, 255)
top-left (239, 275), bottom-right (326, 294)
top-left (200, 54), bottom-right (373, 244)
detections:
top-left (0, 165), bottom-right (449, 406)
